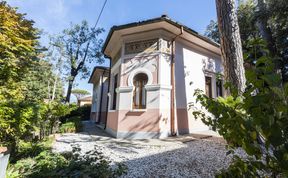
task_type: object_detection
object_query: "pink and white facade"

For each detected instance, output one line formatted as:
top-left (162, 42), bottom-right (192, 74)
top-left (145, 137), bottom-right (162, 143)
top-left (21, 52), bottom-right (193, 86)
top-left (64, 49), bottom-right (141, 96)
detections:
top-left (89, 16), bottom-right (224, 138)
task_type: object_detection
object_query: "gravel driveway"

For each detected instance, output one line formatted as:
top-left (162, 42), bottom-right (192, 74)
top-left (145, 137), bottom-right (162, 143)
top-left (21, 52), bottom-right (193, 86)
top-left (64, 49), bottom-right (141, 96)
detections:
top-left (53, 121), bottom-right (245, 178)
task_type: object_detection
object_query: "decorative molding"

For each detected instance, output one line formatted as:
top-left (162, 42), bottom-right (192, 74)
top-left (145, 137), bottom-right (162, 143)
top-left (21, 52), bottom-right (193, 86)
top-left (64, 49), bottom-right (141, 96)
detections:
top-left (127, 68), bottom-right (153, 86)
top-left (116, 86), bottom-right (133, 93)
top-left (145, 84), bottom-right (172, 91)
top-left (202, 58), bottom-right (215, 72)
top-left (125, 38), bottom-right (159, 55)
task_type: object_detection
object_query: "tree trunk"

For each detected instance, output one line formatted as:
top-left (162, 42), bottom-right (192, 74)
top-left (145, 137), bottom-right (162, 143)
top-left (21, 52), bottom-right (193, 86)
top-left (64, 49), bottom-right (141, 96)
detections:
top-left (216, 0), bottom-right (246, 94)
top-left (65, 76), bottom-right (75, 103)
top-left (51, 73), bottom-right (58, 101)
top-left (47, 80), bottom-right (51, 100)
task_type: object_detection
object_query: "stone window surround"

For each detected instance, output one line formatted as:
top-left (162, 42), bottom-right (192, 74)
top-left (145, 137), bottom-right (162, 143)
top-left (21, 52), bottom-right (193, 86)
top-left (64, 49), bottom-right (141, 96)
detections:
top-left (204, 70), bottom-right (224, 98)
top-left (112, 67), bottom-right (172, 112)
top-left (127, 68), bottom-right (153, 87)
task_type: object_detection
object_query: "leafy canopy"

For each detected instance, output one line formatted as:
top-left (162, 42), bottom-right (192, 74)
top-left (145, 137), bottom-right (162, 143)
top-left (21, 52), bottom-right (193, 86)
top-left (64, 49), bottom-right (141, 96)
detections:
top-left (71, 89), bottom-right (90, 100)
top-left (51, 21), bottom-right (104, 102)
top-left (204, 0), bottom-right (288, 82)
top-left (0, 1), bottom-right (39, 101)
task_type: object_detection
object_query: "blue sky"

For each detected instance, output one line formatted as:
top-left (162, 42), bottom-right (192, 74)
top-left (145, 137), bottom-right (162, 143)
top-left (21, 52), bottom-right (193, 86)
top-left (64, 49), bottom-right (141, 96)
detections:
top-left (8, 0), bottom-right (217, 101)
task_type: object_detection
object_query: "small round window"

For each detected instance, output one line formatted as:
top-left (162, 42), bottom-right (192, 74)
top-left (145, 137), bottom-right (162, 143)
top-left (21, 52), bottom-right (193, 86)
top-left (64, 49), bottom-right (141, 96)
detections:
top-left (133, 73), bottom-right (148, 109)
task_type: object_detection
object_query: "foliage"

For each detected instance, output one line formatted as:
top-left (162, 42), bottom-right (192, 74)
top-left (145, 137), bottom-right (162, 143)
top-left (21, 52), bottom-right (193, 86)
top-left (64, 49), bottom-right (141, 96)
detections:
top-left (22, 59), bottom-right (64, 102)
top-left (59, 146), bottom-right (128, 178)
top-left (51, 21), bottom-right (104, 102)
top-left (59, 122), bottom-right (76, 133)
top-left (0, 1), bottom-right (39, 102)
top-left (60, 105), bottom-right (91, 123)
top-left (0, 100), bottom-right (73, 155)
top-left (204, 0), bottom-right (288, 82)
top-left (7, 145), bottom-right (128, 178)
top-left (0, 101), bottom-right (44, 148)
top-left (0, 2), bottom-right (67, 151)
top-left (59, 115), bottom-right (83, 133)
top-left (70, 105), bottom-right (91, 120)
top-left (69, 116), bottom-right (83, 132)
top-left (204, 20), bottom-right (220, 44)
top-left (11, 137), bottom-right (53, 163)
top-left (72, 89), bottom-right (90, 96)
top-left (193, 39), bottom-right (288, 177)
top-left (41, 102), bottom-right (72, 136)
top-left (72, 88), bottom-right (90, 103)
top-left (7, 151), bottom-right (68, 178)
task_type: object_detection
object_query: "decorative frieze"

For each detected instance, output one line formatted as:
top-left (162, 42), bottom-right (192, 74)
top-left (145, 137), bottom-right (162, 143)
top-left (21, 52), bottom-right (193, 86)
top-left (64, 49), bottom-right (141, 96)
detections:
top-left (125, 39), bottom-right (159, 55)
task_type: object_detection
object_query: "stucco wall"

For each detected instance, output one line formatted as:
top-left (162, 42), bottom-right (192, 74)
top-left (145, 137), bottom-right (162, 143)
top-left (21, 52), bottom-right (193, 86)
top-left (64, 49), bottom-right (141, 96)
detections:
top-left (175, 40), bottom-right (222, 133)
top-left (105, 36), bottom-right (223, 138)
top-left (105, 43), bottom-right (176, 138)
top-left (121, 55), bottom-right (159, 87)
top-left (90, 74), bottom-right (109, 123)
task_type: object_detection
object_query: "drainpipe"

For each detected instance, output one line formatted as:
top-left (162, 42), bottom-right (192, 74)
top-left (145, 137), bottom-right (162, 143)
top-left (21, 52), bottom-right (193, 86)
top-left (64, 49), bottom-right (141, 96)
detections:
top-left (170, 26), bottom-right (183, 136)
top-left (104, 56), bottom-right (112, 130)
top-left (97, 70), bottom-right (105, 124)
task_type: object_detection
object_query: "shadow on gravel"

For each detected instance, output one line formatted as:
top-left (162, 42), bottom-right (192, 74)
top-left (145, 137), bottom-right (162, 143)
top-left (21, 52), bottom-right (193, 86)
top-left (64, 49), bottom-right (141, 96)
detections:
top-left (116, 140), bottom-right (230, 178)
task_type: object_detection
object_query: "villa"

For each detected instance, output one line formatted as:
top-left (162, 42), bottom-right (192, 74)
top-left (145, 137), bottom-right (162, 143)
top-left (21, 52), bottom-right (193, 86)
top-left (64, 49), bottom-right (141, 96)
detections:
top-left (88, 15), bottom-right (224, 139)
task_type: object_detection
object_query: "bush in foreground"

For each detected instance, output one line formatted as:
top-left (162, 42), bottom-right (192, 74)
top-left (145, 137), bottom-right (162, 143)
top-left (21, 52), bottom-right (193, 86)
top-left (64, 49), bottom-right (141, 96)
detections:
top-left (7, 145), bottom-right (127, 178)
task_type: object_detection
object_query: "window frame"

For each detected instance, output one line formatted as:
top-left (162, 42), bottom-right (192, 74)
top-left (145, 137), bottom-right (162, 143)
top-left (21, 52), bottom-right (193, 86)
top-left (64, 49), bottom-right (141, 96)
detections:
top-left (205, 76), bottom-right (213, 98)
top-left (216, 79), bottom-right (223, 97)
top-left (132, 73), bottom-right (148, 109)
top-left (111, 74), bottom-right (118, 110)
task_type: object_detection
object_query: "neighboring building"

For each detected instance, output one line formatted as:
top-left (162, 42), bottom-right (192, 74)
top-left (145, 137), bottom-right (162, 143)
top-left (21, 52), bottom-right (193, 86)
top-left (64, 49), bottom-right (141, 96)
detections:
top-left (88, 66), bottom-right (109, 124)
top-left (78, 96), bottom-right (92, 106)
top-left (89, 15), bottom-right (224, 139)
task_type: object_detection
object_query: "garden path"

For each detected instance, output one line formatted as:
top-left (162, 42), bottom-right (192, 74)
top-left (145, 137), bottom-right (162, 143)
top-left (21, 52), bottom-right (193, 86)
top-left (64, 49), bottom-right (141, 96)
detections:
top-left (53, 121), bottom-right (245, 178)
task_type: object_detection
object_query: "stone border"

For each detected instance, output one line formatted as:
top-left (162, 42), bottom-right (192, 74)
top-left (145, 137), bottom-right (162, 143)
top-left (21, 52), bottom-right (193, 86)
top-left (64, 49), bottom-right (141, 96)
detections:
top-left (105, 127), bottom-right (169, 139)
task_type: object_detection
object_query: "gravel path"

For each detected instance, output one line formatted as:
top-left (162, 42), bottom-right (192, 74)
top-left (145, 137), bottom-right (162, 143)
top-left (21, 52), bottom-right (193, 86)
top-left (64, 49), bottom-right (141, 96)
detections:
top-left (53, 122), bottom-right (245, 178)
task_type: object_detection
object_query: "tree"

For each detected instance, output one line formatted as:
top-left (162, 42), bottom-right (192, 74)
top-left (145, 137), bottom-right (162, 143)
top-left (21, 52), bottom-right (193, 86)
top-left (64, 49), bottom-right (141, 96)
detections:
top-left (46, 36), bottom-right (66, 102)
top-left (71, 89), bottom-right (90, 105)
top-left (0, 1), bottom-right (39, 101)
top-left (52, 21), bottom-right (104, 103)
top-left (206, 0), bottom-right (288, 82)
top-left (22, 59), bottom-right (64, 102)
top-left (215, 0), bottom-right (246, 93)
top-left (204, 20), bottom-right (220, 44)
top-left (196, 0), bottom-right (288, 176)
top-left (0, 2), bottom-right (66, 154)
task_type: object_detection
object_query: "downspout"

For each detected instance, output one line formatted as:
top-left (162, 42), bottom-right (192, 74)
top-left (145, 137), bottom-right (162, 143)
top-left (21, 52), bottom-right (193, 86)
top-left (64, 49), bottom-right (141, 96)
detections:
top-left (97, 70), bottom-right (105, 124)
top-left (104, 56), bottom-right (112, 129)
top-left (170, 26), bottom-right (183, 136)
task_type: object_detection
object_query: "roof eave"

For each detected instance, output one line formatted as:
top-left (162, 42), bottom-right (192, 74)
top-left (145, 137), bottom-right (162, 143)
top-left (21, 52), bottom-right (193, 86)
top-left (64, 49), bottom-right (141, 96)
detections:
top-left (88, 66), bottom-right (109, 84)
top-left (102, 16), bottom-right (220, 56)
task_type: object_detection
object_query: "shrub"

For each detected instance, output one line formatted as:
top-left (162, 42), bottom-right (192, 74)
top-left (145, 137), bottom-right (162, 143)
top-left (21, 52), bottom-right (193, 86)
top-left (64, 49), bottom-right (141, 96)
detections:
top-left (7, 145), bottom-right (127, 178)
top-left (10, 137), bottom-right (53, 163)
top-left (64, 105), bottom-right (91, 121)
top-left (69, 116), bottom-right (83, 132)
top-left (0, 100), bottom-right (74, 155)
top-left (59, 145), bottom-right (128, 178)
top-left (59, 116), bottom-right (82, 133)
top-left (0, 100), bottom-right (47, 154)
top-left (6, 158), bottom-right (35, 178)
top-left (59, 122), bottom-right (76, 133)
top-left (7, 151), bottom-right (68, 178)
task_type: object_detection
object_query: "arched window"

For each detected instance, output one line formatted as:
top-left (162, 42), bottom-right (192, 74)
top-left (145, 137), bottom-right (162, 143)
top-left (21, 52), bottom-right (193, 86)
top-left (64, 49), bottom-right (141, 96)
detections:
top-left (133, 73), bottom-right (148, 109)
